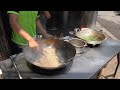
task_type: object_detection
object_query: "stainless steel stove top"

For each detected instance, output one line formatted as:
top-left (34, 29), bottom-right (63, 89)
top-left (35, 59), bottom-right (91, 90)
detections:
top-left (0, 47), bottom-right (91, 79)
top-left (1, 38), bottom-right (120, 79)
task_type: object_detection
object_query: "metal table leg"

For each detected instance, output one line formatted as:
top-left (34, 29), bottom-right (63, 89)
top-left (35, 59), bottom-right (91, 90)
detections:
top-left (113, 53), bottom-right (120, 77)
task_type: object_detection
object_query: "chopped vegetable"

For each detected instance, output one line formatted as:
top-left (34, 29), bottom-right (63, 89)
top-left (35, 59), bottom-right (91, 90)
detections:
top-left (82, 35), bottom-right (97, 41)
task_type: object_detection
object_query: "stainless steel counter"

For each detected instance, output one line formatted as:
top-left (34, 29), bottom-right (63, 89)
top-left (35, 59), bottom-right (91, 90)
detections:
top-left (0, 38), bottom-right (120, 79)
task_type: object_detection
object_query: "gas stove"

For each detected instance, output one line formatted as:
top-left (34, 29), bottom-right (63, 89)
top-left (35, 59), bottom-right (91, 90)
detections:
top-left (0, 38), bottom-right (119, 79)
top-left (0, 47), bottom-right (92, 79)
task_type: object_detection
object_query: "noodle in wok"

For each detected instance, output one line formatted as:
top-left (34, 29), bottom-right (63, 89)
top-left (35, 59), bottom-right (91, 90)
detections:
top-left (34, 46), bottom-right (63, 68)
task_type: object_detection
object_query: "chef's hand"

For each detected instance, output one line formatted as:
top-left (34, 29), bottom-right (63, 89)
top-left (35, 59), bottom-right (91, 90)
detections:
top-left (28, 38), bottom-right (39, 52)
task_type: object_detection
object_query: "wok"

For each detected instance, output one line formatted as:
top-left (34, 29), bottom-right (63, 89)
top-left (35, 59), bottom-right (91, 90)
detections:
top-left (22, 38), bottom-right (76, 71)
top-left (75, 28), bottom-right (107, 46)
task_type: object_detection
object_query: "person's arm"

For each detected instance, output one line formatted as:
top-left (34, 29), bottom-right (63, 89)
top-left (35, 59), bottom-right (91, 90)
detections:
top-left (36, 17), bottom-right (52, 38)
top-left (43, 11), bottom-right (51, 19)
top-left (8, 14), bottom-right (39, 50)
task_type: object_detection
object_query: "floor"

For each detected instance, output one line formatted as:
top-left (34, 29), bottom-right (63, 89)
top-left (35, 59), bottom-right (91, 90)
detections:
top-left (96, 12), bottom-right (120, 79)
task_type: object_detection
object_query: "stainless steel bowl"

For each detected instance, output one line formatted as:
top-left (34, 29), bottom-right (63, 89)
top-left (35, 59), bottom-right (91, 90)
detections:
top-left (69, 38), bottom-right (87, 48)
top-left (69, 38), bottom-right (87, 54)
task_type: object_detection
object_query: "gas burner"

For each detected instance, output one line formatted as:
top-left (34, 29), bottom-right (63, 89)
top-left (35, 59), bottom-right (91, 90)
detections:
top-left (26, 61), bottom-right (73, 76)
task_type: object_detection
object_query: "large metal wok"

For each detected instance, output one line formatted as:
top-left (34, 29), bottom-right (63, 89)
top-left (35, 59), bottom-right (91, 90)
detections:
top-left (22, 38), bottom-right (76, 71)
top-left (75, 28), bottom-right (107, 46)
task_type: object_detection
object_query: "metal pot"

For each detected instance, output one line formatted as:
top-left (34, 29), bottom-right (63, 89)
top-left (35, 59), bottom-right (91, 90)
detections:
top-left (22, 38), bottom-right (76, 71)
top-left (74, 28), bottom-right (107, 46)
top-left (69, 38), bottom-right (87, 54)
